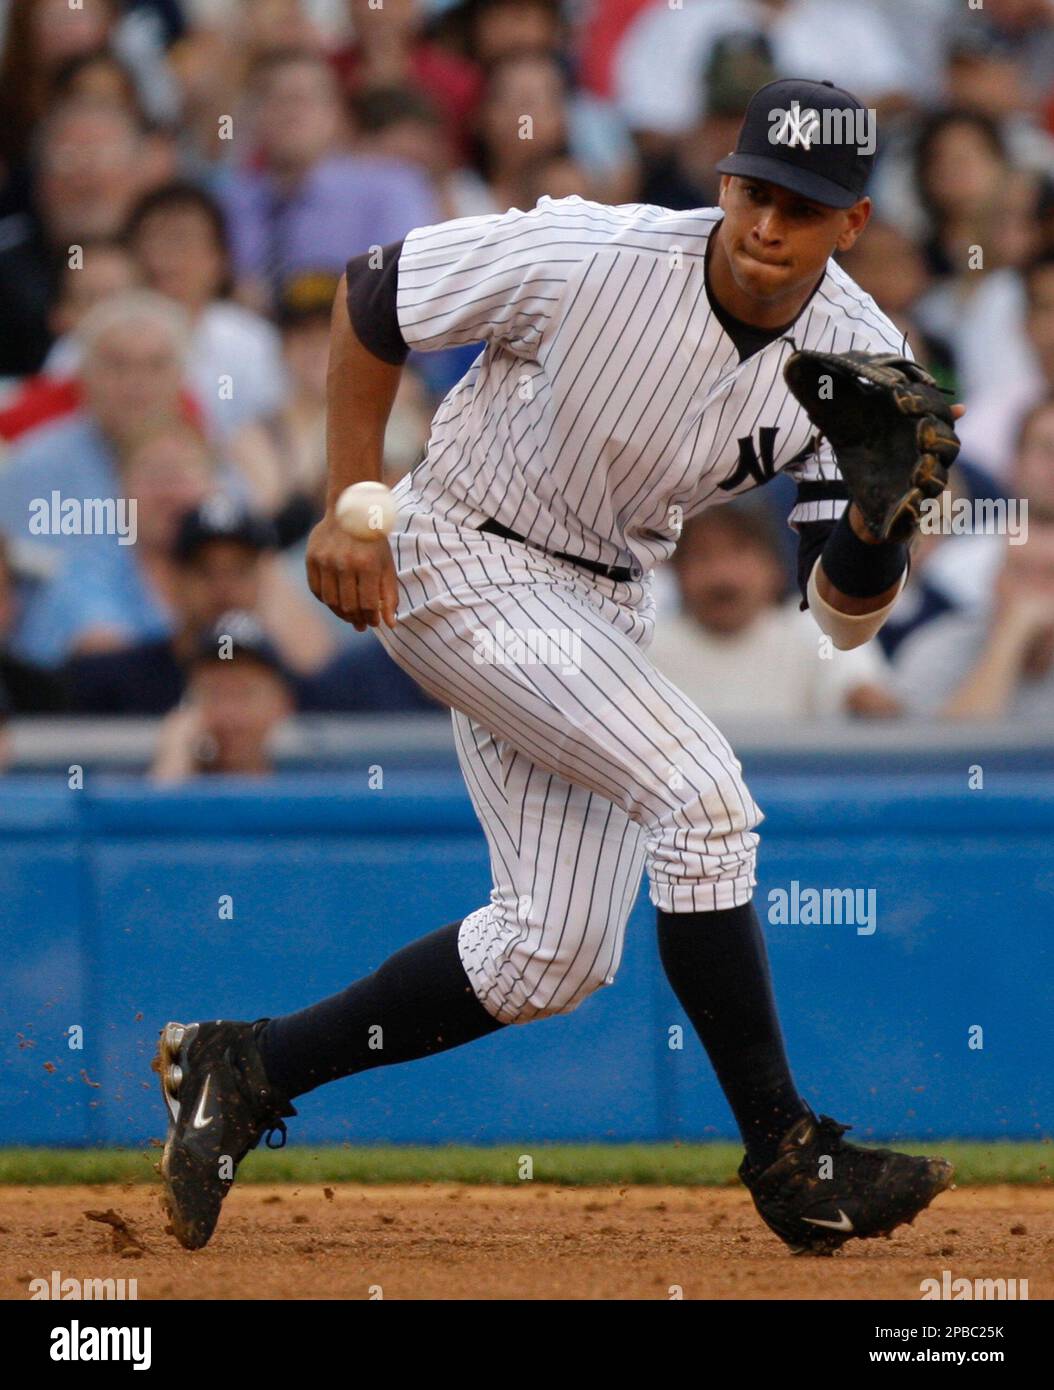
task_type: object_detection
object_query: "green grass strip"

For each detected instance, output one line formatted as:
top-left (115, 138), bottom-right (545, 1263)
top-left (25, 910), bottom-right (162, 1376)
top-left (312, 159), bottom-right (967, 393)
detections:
top-left (0, 1143), bottom-right (1049, 1187)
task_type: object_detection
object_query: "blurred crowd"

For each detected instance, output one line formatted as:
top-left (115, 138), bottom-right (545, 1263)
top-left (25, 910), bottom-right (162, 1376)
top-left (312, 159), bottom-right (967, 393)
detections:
top-left (1, 0), bottom-right (1053, 778)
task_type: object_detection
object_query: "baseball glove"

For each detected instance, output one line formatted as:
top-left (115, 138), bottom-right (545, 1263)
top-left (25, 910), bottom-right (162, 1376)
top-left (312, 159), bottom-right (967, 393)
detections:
top-left (783, 349), bottom-right (960, 543)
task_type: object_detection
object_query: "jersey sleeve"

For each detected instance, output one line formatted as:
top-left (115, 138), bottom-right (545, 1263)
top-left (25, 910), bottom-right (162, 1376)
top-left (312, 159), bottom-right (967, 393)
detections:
top-left (395, 198), bottom-right (595, 358)
top-left (346, 239), bottom-right (409, 366)
top-left (784, 435), bottom-right (849, 530)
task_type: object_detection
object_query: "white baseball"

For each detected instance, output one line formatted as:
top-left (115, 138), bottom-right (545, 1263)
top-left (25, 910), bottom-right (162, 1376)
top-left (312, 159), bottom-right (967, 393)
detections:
top-left (334, 481), bottom-right (396, 540)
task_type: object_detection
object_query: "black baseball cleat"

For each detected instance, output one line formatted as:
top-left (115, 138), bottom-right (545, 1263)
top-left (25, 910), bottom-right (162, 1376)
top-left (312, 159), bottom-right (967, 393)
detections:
top-left (739, 1111), bottom-right (954, 1255)
top-left (154, 1020), bottom-right (296, 1250)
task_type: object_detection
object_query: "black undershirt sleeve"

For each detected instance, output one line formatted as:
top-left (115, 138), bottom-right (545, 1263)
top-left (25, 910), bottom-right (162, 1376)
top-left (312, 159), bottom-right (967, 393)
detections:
top-left (795, 519), bottom-right (837, 609)
top-left (790, 476), bottom-right (850, 608)
top-left (795, 503), bottom-right (912, 611)
top-left (345, 239), bottom-right (410, 366)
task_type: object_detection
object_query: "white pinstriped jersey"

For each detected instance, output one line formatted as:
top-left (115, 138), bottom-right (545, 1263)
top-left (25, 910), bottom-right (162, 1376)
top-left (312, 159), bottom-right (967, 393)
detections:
top-left (372, 193), bottom-right (917, 1001)
top-left (395, 194), bottom-right (907, 578)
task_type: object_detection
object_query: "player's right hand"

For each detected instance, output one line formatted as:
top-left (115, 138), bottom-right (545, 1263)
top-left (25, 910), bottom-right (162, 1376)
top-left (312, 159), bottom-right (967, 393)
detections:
top-left (305, 513), bottom-right (399, 631)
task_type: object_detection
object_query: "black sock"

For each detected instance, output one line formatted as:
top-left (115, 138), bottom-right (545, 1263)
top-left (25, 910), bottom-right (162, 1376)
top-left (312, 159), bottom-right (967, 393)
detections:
top-left (656, 901), bottom-right (810, 1171)
top-left (257, 921), bottom-right (504, 1100)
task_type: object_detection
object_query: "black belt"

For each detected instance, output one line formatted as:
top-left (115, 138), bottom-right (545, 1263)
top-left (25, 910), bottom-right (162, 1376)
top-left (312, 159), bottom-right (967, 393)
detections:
top-left (476, 518), bottom-right (640, 583)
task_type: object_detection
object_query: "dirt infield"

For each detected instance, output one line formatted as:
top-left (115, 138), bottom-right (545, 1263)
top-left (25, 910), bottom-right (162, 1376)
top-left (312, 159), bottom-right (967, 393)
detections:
top-left (2, 1184), bottom-right (1050, 1300)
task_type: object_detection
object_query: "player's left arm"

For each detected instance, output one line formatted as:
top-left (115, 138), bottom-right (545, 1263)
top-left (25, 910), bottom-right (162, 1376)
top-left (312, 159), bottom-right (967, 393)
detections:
top-left (787, 408), bottom-right (963, 652)
top-left (786, 447), bottom-right (907, 652)
top-left (812, 401), bottom-right (965, 649)
top-left (812, 499), bottom-right (912, 642)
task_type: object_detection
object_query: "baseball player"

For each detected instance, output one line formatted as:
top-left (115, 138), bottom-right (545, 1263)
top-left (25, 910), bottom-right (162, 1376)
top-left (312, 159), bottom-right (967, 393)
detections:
top-left (157, 79), bottom-right (961, 1255)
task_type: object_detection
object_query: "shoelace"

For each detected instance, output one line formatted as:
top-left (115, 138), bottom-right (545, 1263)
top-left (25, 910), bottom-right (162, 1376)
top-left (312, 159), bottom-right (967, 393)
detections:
top-left (225, 1042), bottom-right (292, 1151)
top-left (264, 1120), bottom-right (288, 1150)
top-left (814, 1115), bottom-right (852, 1147)
top-left (815, 1114), bottom-right (900, 1170)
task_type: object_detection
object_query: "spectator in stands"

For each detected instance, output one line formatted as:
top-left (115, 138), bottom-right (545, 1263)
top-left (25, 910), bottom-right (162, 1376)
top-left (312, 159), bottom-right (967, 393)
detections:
top-left (0, 239), bottom-right (142, 445)
top-left (50, 47), bottom-right (147, 118)
top-left (46, 239), bottom-right (143, 348)
top-left (165, 0), bottom-right (330, 167)
top-left (612, 0), bottom-right (913, 155)
top-left (165, 492), bottom-right (335, 678)
top-left (65, 492), bottom-right (335, 713)
top-left (875, 465), bottom-right (998, 661)
top-left (123, 182), bottom-right (288, 441)
top-left (335, 0), bottom-right (483, 163)
top-left (469, 50), bottom-right (578, 211)
top-left (150, 611), bottom-right (295, 782)
top-left (514, 150), bottom-right (592, 210)
top-left (978, 0), bottom-right (1054, 100)
top-left (908, 108), bottom-right (1043, 400)
top-left (454, 0), bottom-right (567, 69)
top-left (648, 506), bottom-right (899, 722)
top-left (944, 20), bottom-right (1054, 172)
top-left (574, 0), bottom-right (657, 103)
top-left (32, 183), bottom-right (290, 450)
top-left (348, 84), bottom-right (495, 221)
top-left (0, 0), bottom-right (180, 159)
top-left (237, 271), bottom-right (432, 552)
top-left (0, 540), bottom-right (68, 713)
top-left (0, 97), bottom-right (168, 375)
top-left (10, 416), bottom-right (216, 669)
top-left (0, 0), bottom-right (128, 164)
top-left (2, 284), bottom-right (285, 544)
top-left (219, 49), bottom-right (437, 311)
top-left (0, 292), bottom-right (195, 566)
top-left (52, 453), bottom-right (438, 717)
top-left (639, 30), bottom-right (777, 213)
top-left (249, 271), bottom-right (340, 548)
top-left (892, 397), bottom-right (1054, 721)
top-left (956, 251), bottom-right (1054, 483)
top-left (340, 84), bottom-right (501, 391)
top-left (458, 0), bottom-right (639, 202)
top-left (937, 525), bottom-right (1054, 720)
top-left (836, 220), bottom-right (946, 381)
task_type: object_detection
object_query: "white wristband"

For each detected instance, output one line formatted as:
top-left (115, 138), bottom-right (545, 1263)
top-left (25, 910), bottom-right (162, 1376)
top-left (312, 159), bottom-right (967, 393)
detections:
top-left (807, 559), bottom-right (907, 650)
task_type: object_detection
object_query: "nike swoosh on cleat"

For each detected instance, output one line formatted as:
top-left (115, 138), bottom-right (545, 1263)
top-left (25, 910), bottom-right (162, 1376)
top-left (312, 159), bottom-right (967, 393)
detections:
top-left (802, 1209), bottom-right (853, 1232)
top-left (193, 1075), bottom-right (214, 1130)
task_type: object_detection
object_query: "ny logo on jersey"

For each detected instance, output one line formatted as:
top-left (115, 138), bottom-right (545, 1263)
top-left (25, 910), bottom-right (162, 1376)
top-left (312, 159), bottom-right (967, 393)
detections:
top-left (719, 427), bottom-right (780, 492)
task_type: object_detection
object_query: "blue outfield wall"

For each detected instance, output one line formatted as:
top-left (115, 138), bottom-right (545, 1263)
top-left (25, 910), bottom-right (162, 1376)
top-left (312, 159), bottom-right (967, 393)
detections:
top-left (1, 770), bottom-right (1051, 1147)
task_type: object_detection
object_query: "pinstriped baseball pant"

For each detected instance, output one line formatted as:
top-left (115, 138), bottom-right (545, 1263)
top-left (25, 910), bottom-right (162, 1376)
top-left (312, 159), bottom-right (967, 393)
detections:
top-left (375, 499), bottom-right (764, 1025)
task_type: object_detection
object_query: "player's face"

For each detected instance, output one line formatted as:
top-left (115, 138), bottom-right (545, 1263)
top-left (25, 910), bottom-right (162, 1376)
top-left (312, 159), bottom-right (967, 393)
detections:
top-left (716, 177), bottom-right (870, 309)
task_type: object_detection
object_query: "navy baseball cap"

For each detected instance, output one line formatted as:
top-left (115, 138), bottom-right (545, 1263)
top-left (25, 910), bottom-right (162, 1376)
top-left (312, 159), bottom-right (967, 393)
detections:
top-left (192, 610), bottom-right (289, 681)
top-left (174, 495), bottom-right (278, 563)
top-left (716, 78), bottom-right (876, 209)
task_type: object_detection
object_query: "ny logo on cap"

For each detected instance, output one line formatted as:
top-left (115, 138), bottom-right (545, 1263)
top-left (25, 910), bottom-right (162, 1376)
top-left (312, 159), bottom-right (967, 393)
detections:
top-left (769, 101), bottom-right (820, 151)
